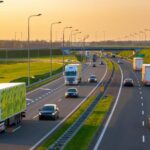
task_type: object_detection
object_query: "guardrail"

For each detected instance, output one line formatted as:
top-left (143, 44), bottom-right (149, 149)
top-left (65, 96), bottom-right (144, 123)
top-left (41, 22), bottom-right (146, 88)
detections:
top-left (49, 60), bottom-right (115, 150)
top-left (27, 72), bottom-right (63, 89)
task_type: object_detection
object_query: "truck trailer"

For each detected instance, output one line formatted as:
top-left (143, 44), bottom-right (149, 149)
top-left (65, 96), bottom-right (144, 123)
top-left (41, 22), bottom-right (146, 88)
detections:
top-left (0, 83), bottom-right (26, 132)
top-left (133, 57), bottom-right (143, 71)
top-left (64, 64), bottom-right (82, 85)
top-left (142, 64), bottom-right (150, 85)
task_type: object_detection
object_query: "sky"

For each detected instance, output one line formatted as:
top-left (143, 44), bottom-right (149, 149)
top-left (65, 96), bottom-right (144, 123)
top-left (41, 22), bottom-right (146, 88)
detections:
top-left (0, 0), bottom-right (150, 41)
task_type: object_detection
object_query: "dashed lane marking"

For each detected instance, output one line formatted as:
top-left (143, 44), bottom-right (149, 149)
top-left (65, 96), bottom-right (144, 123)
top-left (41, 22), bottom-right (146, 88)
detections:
top-left (142, 135), bottom-right (145, 143)
top-left (142, 110), bottom-right (144, 115)
top-left (32, 114), bottom-right (39, 119)
top-left (141, 103), bottom-right (144, 107)
top-left (142, 121), bottom-right (145, 127)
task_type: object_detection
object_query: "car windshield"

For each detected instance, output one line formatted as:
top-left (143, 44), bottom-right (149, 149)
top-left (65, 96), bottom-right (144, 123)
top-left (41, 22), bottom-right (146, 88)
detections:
top-left (42, 106), bottom-right (54, 111)
top-left (65, 71), bottom-right (77, 76)
top-left (90, 75), bottom-right (96, 78)
top-left (68, 89), bottom-right (77, 92)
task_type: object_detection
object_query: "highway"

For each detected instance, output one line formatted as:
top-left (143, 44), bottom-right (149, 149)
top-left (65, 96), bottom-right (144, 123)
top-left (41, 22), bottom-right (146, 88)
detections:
top-left (0, 61), bottom-right (107, 150)
top-left (93, 58), bottom-right (150, 150)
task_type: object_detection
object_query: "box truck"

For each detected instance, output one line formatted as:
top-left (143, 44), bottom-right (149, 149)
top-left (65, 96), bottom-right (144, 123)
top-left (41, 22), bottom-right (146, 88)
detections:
top-left (64, 64), bottom-right (82, 85)
top-left (133, 57), bottom-right (143, 71)
top-left (0, 83), bottom-right (26, 132)
top-left (142, 64), bottom-right (150, 85)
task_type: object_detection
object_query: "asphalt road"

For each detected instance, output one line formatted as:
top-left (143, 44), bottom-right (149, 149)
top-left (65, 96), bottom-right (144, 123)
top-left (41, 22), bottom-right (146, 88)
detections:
top-left (94, 58), bottom-right (150, 150)
top-left (0, 62), bottom-right (107, 150)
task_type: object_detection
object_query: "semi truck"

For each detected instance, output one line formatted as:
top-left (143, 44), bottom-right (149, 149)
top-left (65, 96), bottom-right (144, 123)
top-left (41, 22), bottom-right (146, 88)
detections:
top-left (142, 64), bottom-right (150, 85)
top-left (64, 64), bottom-right (82, 85)
top-left (133, 57), bottom-right (143, 71)
top-left (0, 83), bottom-right (26, 132)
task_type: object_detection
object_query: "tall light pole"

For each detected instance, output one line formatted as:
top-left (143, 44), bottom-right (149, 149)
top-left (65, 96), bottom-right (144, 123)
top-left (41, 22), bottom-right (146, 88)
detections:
top-left (62, 26), bottom-right (72, 72)
top-left (73, 31), bottom-right (82, 47)
top-left (69, 29), bottom-right (79, 48)
top-left (50, 21), bottom-right (62, 76)
top-left (27, 13), bottom-right (42, 86)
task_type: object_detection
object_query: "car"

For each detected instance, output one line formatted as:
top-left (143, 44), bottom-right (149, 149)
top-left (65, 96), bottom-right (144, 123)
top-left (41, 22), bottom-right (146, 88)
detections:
top-left (92, 63), bottom-right (96, 67)
top-left (123, 78), bottom-right (134, 86)
top-left (99, 61), bottom-right (104, 65)
top-left (65, 88), bottom-right (79, 98)
top-left (39, 104), bottom-right (59, 120)
top-left (88, 75), bottom-right (97, 83)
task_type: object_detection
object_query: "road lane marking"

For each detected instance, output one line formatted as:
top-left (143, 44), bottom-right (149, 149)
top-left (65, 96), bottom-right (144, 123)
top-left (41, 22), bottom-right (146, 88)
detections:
top-left (141, 97), bottom-right (143, 100)
top-left (142, 135), bottom-right (145, 143)
top-left (141, 103), bottom-right (144, 107)
top-left (32, 114), bottom-right (39, 119)
top-left (27, 103), bottom-right (30, 106)
top-left (27, 77), bottom-right (63, 95)
top-left (39, 88), bottom-right (52, 91)
top-left (140, 91), bottom-right (142, 95)
top-left (142, 110), bottom-right (144, 115)
top-left (30, 60), bottom-right (108, 150)
top-left (93, 64), bottom-right (123, 150)
top-left (58, 98), bottom-right (62, 102)
top-left (142, 121), bottom-right (145, 127)
top-left (12, 126), bottom-right (21, 133)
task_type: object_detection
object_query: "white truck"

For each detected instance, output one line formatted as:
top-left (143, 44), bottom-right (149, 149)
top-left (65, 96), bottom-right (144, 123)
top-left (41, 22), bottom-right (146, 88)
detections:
top-left (0, 83), bottom-right (26, 132)
top-left (142, 64), bottom-right (150, 85)
top-left (64, 64), bottom-right (82, 85)
top-left (133, 57), bottom-right (143, 71)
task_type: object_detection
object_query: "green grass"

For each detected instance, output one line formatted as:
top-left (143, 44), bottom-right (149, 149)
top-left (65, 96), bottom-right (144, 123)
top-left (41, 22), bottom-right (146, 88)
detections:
top-left (137, 49), bottom-right (150, 63)
top-left (117, 51), bottom-right (134, 58)
top-left (103, 58), bottom-right (113, 70)
top-left (37, 96), bottom-right (96, 150)
top-left (64, 96), bottom-right (113, 150)
top-left (0, 55), bottom-right (78, 85)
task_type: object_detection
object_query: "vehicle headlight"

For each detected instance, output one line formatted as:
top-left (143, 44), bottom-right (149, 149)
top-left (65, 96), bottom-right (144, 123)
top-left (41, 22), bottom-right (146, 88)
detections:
top-left (52, 113), bottom-right (55, 115)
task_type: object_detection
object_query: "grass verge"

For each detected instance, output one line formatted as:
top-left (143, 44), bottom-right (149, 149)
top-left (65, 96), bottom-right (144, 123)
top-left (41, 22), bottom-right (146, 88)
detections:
top-left (37, 95), bottom-right (97, 150)
top-left (64, 95), bottom-right (113, 150)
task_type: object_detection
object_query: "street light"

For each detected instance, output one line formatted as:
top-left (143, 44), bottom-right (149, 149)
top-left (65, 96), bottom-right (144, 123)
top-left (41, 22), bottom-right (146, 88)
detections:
top-left (27, 13), bottom-right (42, 86)
top-left (50, 21), bottom-right (62, 76)
top-left (69, 29), bottom-right (79, 48)
top-left (72, 31), bottom-right (82, 47)
top-left (62, 26), bottom-right (72, 72)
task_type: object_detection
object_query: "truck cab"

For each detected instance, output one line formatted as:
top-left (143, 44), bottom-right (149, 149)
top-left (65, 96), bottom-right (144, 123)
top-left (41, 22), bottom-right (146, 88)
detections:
top-left (64, 64), bottom-right (82, 85)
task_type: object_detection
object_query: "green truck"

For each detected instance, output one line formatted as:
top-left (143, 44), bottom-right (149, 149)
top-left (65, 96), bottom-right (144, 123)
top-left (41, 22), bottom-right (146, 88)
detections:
top-left (0, 83), bottom-right (26, 132)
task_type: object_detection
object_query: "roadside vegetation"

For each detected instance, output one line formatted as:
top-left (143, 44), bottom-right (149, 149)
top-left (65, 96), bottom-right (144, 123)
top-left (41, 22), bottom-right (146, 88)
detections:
top-left (37, 96), bottom-right (97, 150)
top-left (64, 96), bottom-right (113, 150)
top-left (137, 49), bottom-right (150, 63)
top-left (117, 50), bottom-right (134, 58)
top-left (0, 50), bottom-right (78, 84)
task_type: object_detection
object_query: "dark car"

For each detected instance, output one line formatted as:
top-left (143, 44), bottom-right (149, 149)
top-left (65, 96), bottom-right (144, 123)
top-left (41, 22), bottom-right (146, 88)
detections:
top-left (88, 75), bottom-right (97, 83)
top-left (39, 104), bottom-right (59, 120)
top-left (123, 78), bottom-right (134, 86)
top-left (65, 88), bottom-right (79, 98)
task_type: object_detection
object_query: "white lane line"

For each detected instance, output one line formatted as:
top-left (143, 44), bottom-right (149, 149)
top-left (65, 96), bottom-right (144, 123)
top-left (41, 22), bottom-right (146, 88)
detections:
top-left (26, 98), bottom-right (34, 102)
top-left (38, 97), bottom-right (42, 99)
top-left (141, 103), bottom-right (144, 107)
top-left (27, 77), bottom-right (63, 95)
top-left (58, 98), bottom-right (62, 102)
top-left (35, 99), bottom-right (38, 101)
top-left (30, 60), bottom-right (108, 150)
top-left (142, 110), bottom-right (144, 115)
top-left (27, 103), bottom-right (30, 106)
top-left (39, 88), bottom-right (51, 91)
top-left (142, 135), bottom-right (145, 143)
top-left (141, 97), bottom-right (143, 100)
top-left (142, 121), bottom-right (145, 127)
top-left (12, 126), bottom-right (21, 133)
top-left (32, 114), bottom-right (39, 119)
top-left (140, 91), bottom-right (142, 95)
top-left (93, 64), bottom-right (123, 150)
